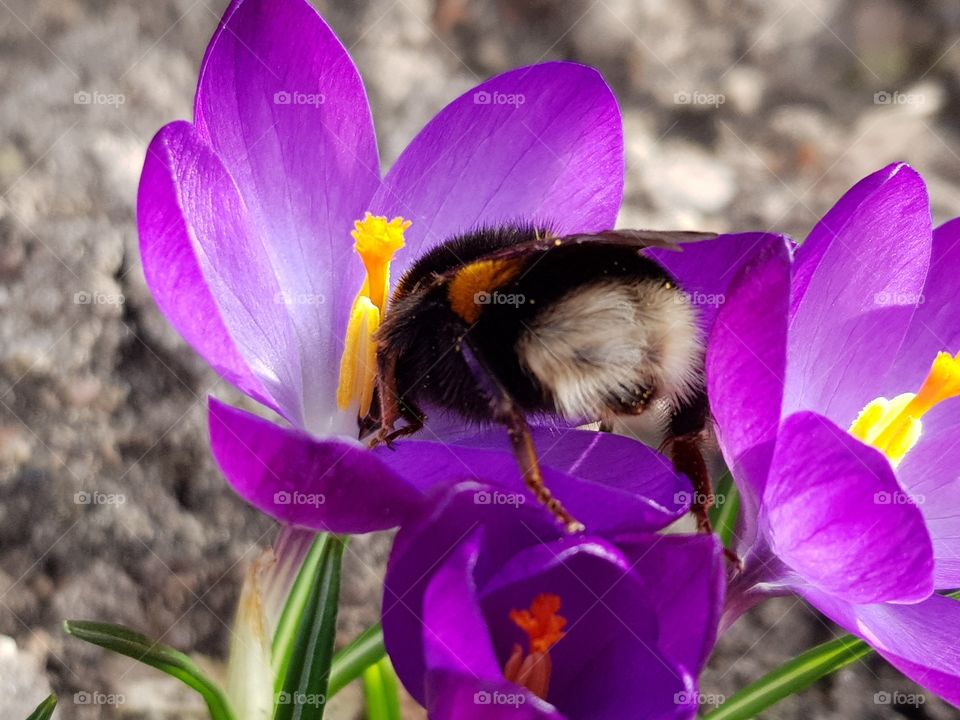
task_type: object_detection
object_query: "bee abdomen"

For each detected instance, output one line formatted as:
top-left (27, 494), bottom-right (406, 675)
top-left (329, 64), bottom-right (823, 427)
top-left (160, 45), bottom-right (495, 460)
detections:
top-left (516, 278), bottom-right (703, 420)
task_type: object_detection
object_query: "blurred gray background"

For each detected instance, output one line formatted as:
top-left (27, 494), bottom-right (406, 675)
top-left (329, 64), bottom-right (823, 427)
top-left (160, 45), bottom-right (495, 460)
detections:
top-left (2, 0), bottom-right (960, 717)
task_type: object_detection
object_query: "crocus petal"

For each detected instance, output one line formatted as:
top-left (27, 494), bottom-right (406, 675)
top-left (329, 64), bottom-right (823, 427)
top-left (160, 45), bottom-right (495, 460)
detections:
top-left (428, 671), bottom-right (562, 720)
top-left (862, 219), bottom-right (960, 588)
top-left (379, 428), bottom-right (689, 536)
top-left (646, 232), bottom-right (792, 336)
top-left (419, 530), bottom-right (563, 719)
top-left (763, 411), bottom-right (934, 605)
top-left (207, 398), bottom-right (423, 533)
top-left (479, 538), bottom-right (695, 720)
top-left (420, 529), bottom-right (504, 679)
top-left (886, 217), bottom-right (960, 398)
top-left (139, 121), bottom-right (303, 422)
top-left (790, 163), bottom-right (905, 316)
top-left (802, 588), bottom-right (960, 708)
top-left (384, 482), bottom-right (561, 706)
top-left (895, 430), bottom-right (960, 588)
top-left (195, 0), bottom-right (381, 431)
top-left (370, 62), bottom-right (623, 272)
top-left (617, 533), bottom-right (725, 676)
top-left (784, 163), bottom-right (931, 427)
top-left (707, 238), bottom-right (792, 534)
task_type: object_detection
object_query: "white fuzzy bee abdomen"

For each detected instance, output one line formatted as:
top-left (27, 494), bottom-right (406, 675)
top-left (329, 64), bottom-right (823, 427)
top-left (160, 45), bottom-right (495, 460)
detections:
top-left (516, 279), bottom-right (703, 421)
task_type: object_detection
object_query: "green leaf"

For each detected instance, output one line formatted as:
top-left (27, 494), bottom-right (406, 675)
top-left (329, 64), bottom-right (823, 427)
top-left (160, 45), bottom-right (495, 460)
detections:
top-left (708, 470), bottom-right (740, 549)
top-left (702, 634), bottom-right (871, 719)
top-left (273, 534), bottom-right (331, 695)
top-left (25, 694), bottom-right (57, 720)
top-left (362, 656), bottom-right (401, 720)
top-left (273, 535), bottom-right (344, 720)
top-left (328, 624), bottom-right (386, 698)
top-left (63, 620), bottom-right (234, 720)
top-left (704, 589), bottom-right (960, 718)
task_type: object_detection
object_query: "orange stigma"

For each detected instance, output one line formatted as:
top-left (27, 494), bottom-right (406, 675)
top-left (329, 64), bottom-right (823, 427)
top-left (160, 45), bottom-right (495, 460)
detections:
top-left (503, 593), bottom-right (566, 700)
top-left (509, 593), bottom-right (567, 653)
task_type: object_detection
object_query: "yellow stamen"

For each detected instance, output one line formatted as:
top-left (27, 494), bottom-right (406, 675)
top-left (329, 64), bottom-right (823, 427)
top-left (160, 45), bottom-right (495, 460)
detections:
top-left (504, 593), bottom-right (566, 700)
top-left (336, 213), bottom-right (410, 416)
top-left (849, 351), bottom-right (960, 467)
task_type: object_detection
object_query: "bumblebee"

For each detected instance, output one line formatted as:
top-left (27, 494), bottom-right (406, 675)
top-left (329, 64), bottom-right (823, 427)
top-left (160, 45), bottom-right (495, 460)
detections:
top-left (368, 225), bottom-right (716, 534)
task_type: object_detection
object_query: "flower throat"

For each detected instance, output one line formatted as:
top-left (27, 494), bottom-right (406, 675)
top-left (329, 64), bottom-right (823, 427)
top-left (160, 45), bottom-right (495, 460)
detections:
top-left (850, 351), bottom-right (960, 467)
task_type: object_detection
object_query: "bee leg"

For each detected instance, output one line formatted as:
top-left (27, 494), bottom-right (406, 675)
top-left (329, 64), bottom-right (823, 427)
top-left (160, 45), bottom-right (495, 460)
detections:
top-left (667, 434), bottom-right (742, 569)
top-left (382, 403), bottom-right (425, 445)
top-left (499, 403), bottom-right (585, 534)
top-left (461, 339), bottom-right (584, 534)
top-left (665, 433), bottom-right (714, 533)
top-left (664, 391), bottom-right (742, 568)
top-left (370, 349), bottom-right (405, 449)
top-left (369, 403), bottom-right (424, 449)
top-left (661, 389), bottom-right (712, 526)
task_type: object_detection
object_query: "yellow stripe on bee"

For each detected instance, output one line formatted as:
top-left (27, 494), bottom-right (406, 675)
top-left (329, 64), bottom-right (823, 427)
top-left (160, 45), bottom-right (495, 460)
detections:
top-left (447, 258), bottom-right (523, 323)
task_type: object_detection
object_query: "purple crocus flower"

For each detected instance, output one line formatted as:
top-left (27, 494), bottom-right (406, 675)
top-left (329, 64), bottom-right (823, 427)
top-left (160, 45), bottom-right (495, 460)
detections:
top-left (708, 163), bottom-right (960, 704)
top-left (137, 0), bottom-right (782, 532)
top-left (381, 444), bottom-right (725, 720)
top-left (137, 0), bottom-right (644, 527)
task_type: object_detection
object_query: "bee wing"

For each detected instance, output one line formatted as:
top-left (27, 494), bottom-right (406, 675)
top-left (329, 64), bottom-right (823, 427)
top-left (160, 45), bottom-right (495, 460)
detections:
top-left (470, 228), bottom-right (715, 261)
top-left (579, 229), bottom-right (717, 251)
top-left (427, 229), bottom-right (716, 286)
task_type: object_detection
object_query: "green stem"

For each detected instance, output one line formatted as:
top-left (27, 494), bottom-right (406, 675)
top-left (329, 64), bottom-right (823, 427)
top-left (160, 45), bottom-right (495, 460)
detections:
top-left (709, 471), bottom-right (740, 549)
top-left (328, 624), bottom-right (386, 698)
top-left (273, 534), bottom-right (330, 695)
top-left (363, 656), bottom-right (401, 720)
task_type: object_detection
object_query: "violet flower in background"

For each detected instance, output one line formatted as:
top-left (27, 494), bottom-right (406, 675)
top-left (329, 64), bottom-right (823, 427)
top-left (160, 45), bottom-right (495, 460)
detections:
top-left (708, 163), bottom-right (960, 704)
top-left (381, 449), bottom-right (725, 720)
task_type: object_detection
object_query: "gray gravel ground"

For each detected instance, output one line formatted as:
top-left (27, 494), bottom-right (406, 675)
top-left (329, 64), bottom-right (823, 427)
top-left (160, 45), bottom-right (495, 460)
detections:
top-left (2, 0), bottom-right (960, 718)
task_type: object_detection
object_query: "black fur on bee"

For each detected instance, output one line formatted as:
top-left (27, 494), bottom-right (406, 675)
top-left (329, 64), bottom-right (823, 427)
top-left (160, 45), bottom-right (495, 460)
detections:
top-left (370, 223), bottom-right (719, 536)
